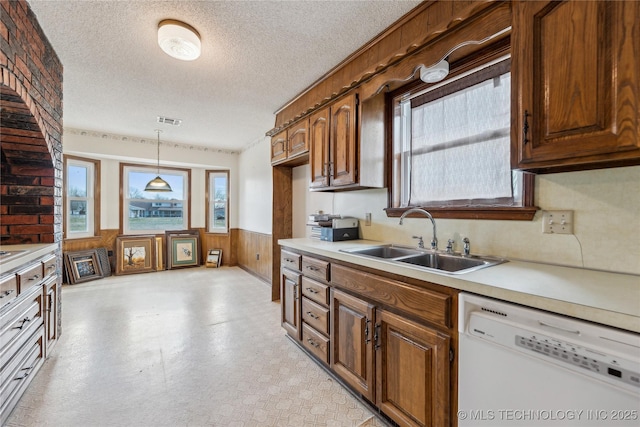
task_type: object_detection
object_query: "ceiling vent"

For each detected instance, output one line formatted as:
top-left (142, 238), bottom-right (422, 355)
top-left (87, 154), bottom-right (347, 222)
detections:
top-left (157, 116), bottom-right (182, 126)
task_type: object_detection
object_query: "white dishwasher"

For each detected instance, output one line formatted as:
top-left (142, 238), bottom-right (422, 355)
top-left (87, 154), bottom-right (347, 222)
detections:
top-left (458, 293), bottom-right (640, 426)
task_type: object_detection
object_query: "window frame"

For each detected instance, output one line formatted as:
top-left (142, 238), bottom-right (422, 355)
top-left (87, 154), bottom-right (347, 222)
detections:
top-left (385, 45), bottom-right (536, 221)
top-left (63, 155), bottom-right (100, 240)
top-left (120, 163), bottom-right (191, 235)
top-left (206, 170), bottom-right (230, 234)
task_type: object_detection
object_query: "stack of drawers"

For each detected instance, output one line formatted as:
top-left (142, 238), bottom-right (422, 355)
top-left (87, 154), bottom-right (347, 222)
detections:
top-left (300, 256), bottom-right (330, 364)
top-left (0, 252), bottom-right (59, 425)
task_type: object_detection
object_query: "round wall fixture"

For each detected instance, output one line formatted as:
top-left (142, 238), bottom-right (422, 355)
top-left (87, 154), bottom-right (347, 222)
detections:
top-left (420, 59), bottom-right (449, 83)
top-left (158, 19), bottom-right (201, 61)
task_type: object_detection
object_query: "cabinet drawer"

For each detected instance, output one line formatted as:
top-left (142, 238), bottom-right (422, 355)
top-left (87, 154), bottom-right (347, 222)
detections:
top-left (302, 297), bottom-right (330, 336)
top-left (42, 255), bottom-right (57, 279)
top-left (301, 276), bottom-right (329, 306)
top-left (0, 285), bottom-right (44, 358)
top-left (0, 326), bottom-right (45, 427)
top-left (302, 323), bottom-right (330, 364)
top-left (331, 264), bottom-right (452, 329)
top-left (281, 250), bottom-right (302, 272)
top-left (0, 275), bottom-right (18, 306)
top-left (302, 256), bottom-right (330, 282)
top-left (17, 262), bottom-right (43, 294)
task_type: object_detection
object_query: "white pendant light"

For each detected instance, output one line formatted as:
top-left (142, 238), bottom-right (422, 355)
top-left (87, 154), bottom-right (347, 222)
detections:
top-left (158, 19), bottom-right (201, 61)
top-left (145, 130), bottom-right (173, 192)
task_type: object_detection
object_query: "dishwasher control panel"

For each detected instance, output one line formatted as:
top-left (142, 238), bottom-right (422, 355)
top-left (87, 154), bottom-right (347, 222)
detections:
top-left (516, 334), bottom-right (640, 389)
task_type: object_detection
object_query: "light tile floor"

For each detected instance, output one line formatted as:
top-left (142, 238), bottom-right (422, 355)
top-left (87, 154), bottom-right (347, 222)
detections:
top-left (6, 267), bottom-right (388, 427)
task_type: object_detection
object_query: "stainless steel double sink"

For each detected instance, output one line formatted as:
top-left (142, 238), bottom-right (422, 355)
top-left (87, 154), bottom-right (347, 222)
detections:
top-left (339, 244), bottom-right (506, 274)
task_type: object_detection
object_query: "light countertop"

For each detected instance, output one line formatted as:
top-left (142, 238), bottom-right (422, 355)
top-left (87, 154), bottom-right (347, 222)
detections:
top-left (278, 238), bottom-right (640, 333)
top-left (0, 243), bottom-right (59, 273)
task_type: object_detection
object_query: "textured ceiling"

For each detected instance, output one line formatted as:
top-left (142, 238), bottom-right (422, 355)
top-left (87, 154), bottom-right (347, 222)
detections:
top-left (28, 0), bottom-right (422, 151)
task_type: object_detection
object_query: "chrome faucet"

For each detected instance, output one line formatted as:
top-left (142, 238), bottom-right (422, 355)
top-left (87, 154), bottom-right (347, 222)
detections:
top-left (446, 239), bottom-right (454, 254)
top-left (462, 237), bottom-right (471, 257)
top-left (399, 208), bottom-right (438, 251)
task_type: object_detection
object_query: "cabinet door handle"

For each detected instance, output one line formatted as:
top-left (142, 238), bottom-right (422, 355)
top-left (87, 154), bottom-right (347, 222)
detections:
top-left (374, 323), bottom-right (381, 350)
top-left (47, 293), bottom-right (53, 313)
top-left (364, 318), bottom-right (371, 344)
top-left (523, 110), bottom-right (530, 144)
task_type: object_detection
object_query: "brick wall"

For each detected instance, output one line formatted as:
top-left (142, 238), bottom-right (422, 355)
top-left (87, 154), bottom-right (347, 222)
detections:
top-left (0, 0), bottom-right (63, 245)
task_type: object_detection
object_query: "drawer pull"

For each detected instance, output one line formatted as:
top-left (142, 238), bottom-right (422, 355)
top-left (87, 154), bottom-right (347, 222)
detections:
top-left (47, 264), bottom-right (56, 270)
top-left (29, 274), bottom-right (41, 281)
top-left (284, 258), bottom-right (294, 264)
top-left (307, 338), bottom-right (320, 348)
top-left (306, 311), bottom-right (318, 319)
top-left (13, 317), bottom-right (31, 330)
top-left (305, 266), bottom-right (319, 272)
top-left (1, 289), bottom-right (15, 298)
top-left (14, 367), bottom-right (34, 381)
top-left (305, 287), bottom-right (318, 294)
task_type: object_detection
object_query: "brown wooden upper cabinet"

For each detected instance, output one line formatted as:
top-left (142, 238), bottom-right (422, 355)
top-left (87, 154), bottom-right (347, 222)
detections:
top-left (511, 0), bottom-right (640, 172)
top-left (270, 119), bottom-right (309, 166)
top-left (310, 92), bottom-right (359, 189)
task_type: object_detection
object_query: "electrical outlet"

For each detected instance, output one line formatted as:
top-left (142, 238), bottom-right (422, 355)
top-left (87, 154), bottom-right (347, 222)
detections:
top-left (542, 210), bottom-right (574, 234)
top-left (365, 213), bottom-right (372, 226)
top-left (256, 253), bottom-right (260, 260)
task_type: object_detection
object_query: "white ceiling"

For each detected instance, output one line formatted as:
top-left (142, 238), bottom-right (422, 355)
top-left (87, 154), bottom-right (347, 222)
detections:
top-left (28, 0), bottom-right (422, 151)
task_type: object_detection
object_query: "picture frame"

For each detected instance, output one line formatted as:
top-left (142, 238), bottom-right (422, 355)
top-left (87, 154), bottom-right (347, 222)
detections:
top-left (155, 236), bottom-right (164, 271)
top-left (164, 230), bottom-right (200, 270)
top-left (165, 230), bottom-right (200, 270)
top-left (115, 235), bottom-right (156, 275)
top-left (206, 249), bottom-right (222, 268)
top-left (64, 250), bottom-right (104, 284)
top-left (95, 247), bottom-right (112, 277)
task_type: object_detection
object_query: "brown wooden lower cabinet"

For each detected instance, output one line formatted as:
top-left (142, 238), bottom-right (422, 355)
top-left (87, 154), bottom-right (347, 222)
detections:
top-left (331, 288), bottom-right (375, 402)
top-left (376, 309), bottom-right (450, 427)
top-left (280, 247), bottom-right (456, 427)
top-left (281, 267), bottom-right (301, 340)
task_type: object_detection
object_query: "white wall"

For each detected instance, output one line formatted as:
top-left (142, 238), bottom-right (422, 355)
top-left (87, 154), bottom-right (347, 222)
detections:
top-left (293, 165), bottom-right (640, 275)
top-left (64, 130), bottom-right (239, 231)
top-left (237, 137), bottom-right (272, 234)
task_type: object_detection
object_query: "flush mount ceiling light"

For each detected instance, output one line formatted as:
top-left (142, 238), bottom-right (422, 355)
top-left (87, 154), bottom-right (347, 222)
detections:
top-left (420, 59), bottom-right (450, 83)
top-left (145, 130), bottom-right (173, 192)
top-left (158, 19), bottom-right (201, 61)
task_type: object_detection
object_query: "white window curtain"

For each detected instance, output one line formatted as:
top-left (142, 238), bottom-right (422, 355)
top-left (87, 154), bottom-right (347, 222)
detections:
top-left (408, 73), bottom-right (512, 204)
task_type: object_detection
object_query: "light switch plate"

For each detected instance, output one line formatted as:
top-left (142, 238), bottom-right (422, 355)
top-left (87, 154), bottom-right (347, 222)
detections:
top-left (542, 210), bottom-right (574, 234)
top-left (365, 213), bottom-right (372, 226)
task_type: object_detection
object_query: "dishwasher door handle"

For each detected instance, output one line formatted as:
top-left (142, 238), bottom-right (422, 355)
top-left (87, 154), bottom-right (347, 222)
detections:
top-left (538, 320), bottom-right (580, 335)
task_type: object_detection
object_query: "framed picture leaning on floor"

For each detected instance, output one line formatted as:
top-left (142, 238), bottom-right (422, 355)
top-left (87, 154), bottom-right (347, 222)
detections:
top-left (167, 233), bottom-right (200, 269)
top-left (115, 235), bottom-right (156, 275)
top-left (64, 249), bottom-right (103, 284)
top-left (206, 249), bottom-right (222, 268)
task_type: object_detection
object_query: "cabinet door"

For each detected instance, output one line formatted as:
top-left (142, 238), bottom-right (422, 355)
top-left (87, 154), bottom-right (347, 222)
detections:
top-left (309, 107), bottom-right (330, 188)
top-left (376, 310), bottom-right (450, 427)
top-left (287, 119), bottom-right (309, 159)
top-left (270, 129), bottom-right (287, 164)
top-left (43, 276), bottom-right (59, 354)
top-left (330, 92), bottom-right (358, 186)
top-left (512, 0), bottom-right (640, 171)
top-left (331, 288), bottom-right (375, 401)
top-left (281, 268), bottom-right (301, 340)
